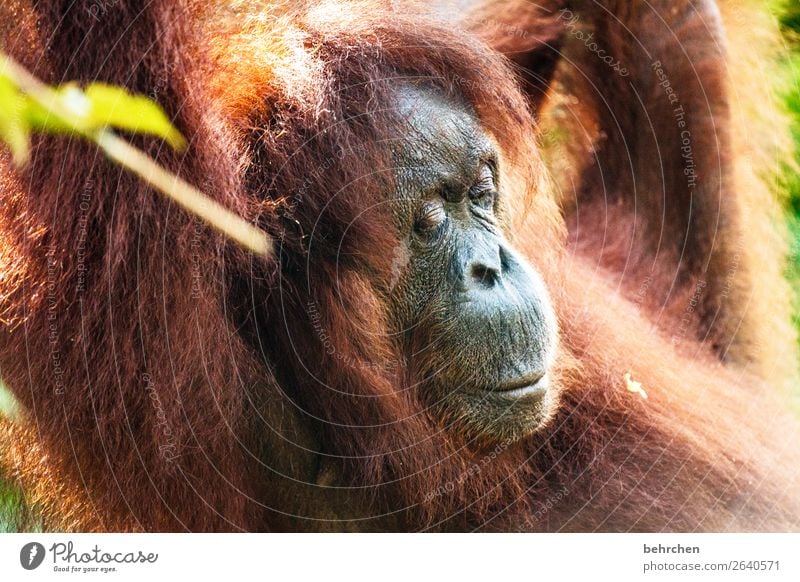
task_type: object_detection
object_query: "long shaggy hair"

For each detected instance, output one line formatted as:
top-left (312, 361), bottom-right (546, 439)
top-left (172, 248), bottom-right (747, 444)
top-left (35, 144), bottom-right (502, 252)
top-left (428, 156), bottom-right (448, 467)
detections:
top-left (0, 0), bottom-right (799, 531)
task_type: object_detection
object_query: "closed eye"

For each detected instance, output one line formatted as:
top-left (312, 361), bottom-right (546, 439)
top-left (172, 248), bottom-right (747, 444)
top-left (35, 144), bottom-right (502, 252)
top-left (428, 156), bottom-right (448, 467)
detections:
top-left (469, 163), bottom-right (497, 210)
top-left (414, 199), bottom-right (448, 240)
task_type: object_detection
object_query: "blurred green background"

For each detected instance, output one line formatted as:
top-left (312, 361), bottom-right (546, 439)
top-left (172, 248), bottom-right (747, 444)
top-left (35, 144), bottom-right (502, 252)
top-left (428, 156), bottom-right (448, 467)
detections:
top-left (780, 0), bottom-right (800, 340)
top-left (776, 0), bottom-right (800, 419)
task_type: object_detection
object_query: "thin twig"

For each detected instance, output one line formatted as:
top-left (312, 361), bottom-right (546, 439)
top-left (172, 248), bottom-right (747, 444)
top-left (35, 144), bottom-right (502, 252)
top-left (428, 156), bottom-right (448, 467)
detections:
top-left (1, 54), bottom-right (272, 257)
top-left (97, 131), bottom-right (270, 256)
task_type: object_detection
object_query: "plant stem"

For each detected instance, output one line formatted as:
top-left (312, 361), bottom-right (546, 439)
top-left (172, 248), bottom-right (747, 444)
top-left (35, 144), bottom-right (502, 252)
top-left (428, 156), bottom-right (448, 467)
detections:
top-left (96, 131), bottom-right (270, 256)
top-left (1, 54), bottom-right (272, 257)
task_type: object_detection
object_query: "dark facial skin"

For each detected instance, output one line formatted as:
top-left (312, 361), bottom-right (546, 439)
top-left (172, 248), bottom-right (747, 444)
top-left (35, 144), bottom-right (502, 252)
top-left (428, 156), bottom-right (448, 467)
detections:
top-left (387, 84), bottom-right (559, 444)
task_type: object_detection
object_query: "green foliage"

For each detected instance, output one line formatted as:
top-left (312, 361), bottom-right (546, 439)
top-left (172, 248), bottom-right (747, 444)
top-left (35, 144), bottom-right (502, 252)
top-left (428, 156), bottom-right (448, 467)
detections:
top-left (774, 2), bottom-right (800, 415)
top-left (777, 54), bottom-right (800, 215)
top-left (81, 83), bottom-right (186, 149)
top-left (0, 55), bottom-right (185, 164)
top-left (0, 382), bottom-right (20, 419)
top-left (0, 73), bottom-right (30, 163)
top-left (0, 478), bottom-right (24, 533)
top-left (0, 52), bottom-right (270, 256)
top-left (780, 0), bottom-right (800, 35)
top-left (0, 381), bottom-right (24, 531)
top-left (776, 12), bottom-right (800, 336)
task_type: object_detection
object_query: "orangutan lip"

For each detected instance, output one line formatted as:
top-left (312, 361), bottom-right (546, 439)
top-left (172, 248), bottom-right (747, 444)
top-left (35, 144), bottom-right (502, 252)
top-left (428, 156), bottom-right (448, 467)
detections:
top-left (494, 372), bottom-right (548, 397)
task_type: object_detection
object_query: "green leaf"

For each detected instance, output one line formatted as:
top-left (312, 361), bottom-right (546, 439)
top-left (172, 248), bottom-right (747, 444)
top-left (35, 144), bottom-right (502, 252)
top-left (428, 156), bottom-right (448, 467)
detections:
top-left (24, 84), bottom-right (82, 134)
top-left (83, 83), bottom-right (186, 150)
top-left (1, 58), bottom-right (186, 163)
top-left (0, 381), bottom-right (21, 420)
top-left (0, 74), bottom-right (30, 164)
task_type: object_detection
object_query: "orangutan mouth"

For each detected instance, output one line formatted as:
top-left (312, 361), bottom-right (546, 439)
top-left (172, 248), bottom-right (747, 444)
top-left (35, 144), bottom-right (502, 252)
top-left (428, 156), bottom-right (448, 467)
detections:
top-left (494, 372), bottom-right (549, 398)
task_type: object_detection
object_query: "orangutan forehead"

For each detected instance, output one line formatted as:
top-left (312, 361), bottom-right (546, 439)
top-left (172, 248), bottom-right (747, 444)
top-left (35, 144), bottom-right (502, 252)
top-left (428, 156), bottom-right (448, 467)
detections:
top-left (389, 84), bottom-right (498, 197)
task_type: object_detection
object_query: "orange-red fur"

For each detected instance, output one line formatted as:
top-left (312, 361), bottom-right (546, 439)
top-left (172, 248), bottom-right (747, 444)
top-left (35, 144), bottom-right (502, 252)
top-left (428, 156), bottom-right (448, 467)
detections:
top-left (0, 0), bottom-right (798, 531)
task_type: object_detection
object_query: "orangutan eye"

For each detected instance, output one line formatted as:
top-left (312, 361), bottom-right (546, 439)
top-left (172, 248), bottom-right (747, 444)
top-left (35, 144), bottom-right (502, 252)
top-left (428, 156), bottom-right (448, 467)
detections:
top-left (414, 199), bottom-right (447, 235)
top-left (469, 163), bottom-right (497, 210)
